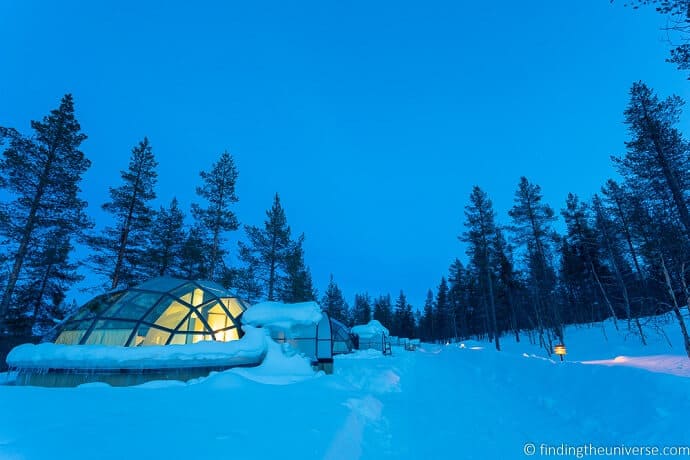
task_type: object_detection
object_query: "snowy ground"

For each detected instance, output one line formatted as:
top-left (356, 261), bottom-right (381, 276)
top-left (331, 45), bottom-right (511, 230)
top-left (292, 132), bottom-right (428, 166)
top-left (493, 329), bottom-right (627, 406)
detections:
top-left (1, 314), bottom-right (689, 460)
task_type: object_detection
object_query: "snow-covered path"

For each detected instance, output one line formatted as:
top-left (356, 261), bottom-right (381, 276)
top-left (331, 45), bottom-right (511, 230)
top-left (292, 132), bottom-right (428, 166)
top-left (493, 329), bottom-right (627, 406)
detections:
top-left (1, 335), bottom-right (690, 460)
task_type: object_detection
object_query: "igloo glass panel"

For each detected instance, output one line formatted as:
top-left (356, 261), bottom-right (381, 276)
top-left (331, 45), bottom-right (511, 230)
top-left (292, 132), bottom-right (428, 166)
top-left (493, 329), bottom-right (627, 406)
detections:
top-left (215, 327), bottom-right (239, 342)
top-left (137, 277), bottom-right (187, 292)
top-left (135, 324), bottom-right (170, 346)
top-left (55, 321), bottom-right (92, 344)
top-left (71, 295), bottom-right (115, 320)
top-left (84, 320), bottom-right (137, 346)
top-left (200, 302), bottom-right (230, 331)
top-left (192, 334), bottom-right (214, 343)
top-left (110, 292), bottom-right (162, 320)
top-left (180, 312), bottom-right (208, 334)
top-left (195, 280), bottom-right (227, 298)
top-left (222, 298), bottom-right (244, 318)
top-left (147, 299), bottom-right (190, 330)
top-left (179, 288), bottom-right (207, 307)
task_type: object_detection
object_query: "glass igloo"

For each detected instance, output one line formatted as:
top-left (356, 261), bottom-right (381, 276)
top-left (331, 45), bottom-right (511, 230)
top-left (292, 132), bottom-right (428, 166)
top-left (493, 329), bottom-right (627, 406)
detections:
top-left (55, 277), bottom-right (247, 347)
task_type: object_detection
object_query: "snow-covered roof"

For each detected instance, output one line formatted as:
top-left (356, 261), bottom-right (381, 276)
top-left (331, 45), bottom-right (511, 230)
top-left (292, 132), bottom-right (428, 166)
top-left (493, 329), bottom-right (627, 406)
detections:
top-left (351, 320), bottom-right (389, 338)
top-left (7, 326), bottom-right (267, 370)
top-left (242, 301), bottom-right (323, 329)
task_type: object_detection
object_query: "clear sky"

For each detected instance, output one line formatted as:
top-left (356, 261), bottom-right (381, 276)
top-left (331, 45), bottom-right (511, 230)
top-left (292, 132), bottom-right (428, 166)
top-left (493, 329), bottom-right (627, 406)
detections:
top-left (2, 0), bottom-right (690, 307)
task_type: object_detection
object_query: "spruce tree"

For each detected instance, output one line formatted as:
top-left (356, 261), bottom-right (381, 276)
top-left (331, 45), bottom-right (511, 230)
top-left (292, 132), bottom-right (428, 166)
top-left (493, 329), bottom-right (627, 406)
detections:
top-left (448, 259), bottom-right (469, 340)
top-left (509, 177), bottom-right (560, 350)
top-left (14, 226), bottom-right (82, 332)
top-left (352, 293), bottom-right (372, 325)
top-left (0, 94), bottom-right (90, 333)
top-left (179, 226), bottom-right (212, 280)
top-left (372, 294), bottom-right (393, 330)
top-left (461, 186), bottom-right (500, 349)
top-left (321, 275), bottom-right (349, 323)
top-left (88, 138), bottom-right (158, 290)
top-left (435, 277), bottom-right (454, 341)
top-left (393, 291), bottom-right (415, 338)
top-left (239, 193), bottom-right (292, 301)
top-left (493, 228), bottom-right (521, 342)
top-left (281, 234), bottom-right (316, 303)
top-left (559, 193), bottom-right (610, 325)
top-left (147, 197), bottom-right (186, 277)
top-left (615, 82), bottom-right (690, 240)
top-left (192, 151), bottom-right (239, 281)
top-left (232, 265), bottom-right (264, 305)
top-left (420, 289), bottom-right (435, 341)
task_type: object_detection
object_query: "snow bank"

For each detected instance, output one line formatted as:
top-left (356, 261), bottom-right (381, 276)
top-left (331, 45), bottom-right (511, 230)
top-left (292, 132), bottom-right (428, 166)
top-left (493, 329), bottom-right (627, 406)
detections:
top-left (6, 326), bottom-right (267, 370)
top-left (220, 339), bottom-right (317, 385)
top-left (242, 301), bottom-right (323, 329)
top-left (351, 320), bottom-right (389, 338)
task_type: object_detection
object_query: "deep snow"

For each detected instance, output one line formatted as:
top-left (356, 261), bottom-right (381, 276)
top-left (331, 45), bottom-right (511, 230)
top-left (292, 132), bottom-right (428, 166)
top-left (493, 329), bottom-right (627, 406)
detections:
top-left (1, 314), bottom-right (689, 460)
top-left (5, 326), bottom-right (267, 370)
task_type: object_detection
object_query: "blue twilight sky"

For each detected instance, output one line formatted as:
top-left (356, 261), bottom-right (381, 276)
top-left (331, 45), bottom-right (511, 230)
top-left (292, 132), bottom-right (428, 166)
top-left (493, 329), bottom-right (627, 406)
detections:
top-left (1, 1), bottom-right (690, 307)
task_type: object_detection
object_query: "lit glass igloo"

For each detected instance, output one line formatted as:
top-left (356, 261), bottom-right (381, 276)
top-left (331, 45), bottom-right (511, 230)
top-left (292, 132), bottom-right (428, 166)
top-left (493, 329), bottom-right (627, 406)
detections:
top-left (55, 277), bottom-right (247, 347)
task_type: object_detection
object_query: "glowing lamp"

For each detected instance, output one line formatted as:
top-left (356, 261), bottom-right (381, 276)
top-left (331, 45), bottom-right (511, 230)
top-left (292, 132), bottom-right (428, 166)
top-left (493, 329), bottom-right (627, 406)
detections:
top-left (554, 344), bottom-right (567, 361)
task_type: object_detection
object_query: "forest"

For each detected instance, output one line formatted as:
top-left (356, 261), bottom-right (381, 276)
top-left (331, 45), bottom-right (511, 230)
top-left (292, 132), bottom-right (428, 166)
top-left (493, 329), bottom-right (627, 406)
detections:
top-left (2, 1), bottom-right (690, 359)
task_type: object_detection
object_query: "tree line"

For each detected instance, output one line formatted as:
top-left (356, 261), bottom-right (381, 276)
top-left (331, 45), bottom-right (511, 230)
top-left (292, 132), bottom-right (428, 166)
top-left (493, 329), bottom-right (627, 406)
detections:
top-left (0, 96), bottom-right (316, 335)
top-left (411, 81), bottom-right (690, 357)
top-left (318, 80), bottom-right (690, 359)
top-left (3, 79), bottom-right (690, 358)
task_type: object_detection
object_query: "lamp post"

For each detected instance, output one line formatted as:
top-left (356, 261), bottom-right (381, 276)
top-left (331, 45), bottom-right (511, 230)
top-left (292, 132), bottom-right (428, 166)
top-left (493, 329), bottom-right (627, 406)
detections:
top-left (554, 344), bottom-right (567, 362)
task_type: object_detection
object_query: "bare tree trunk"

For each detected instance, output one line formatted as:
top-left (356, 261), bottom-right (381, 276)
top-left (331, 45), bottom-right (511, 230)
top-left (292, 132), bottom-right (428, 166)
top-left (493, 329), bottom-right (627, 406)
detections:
top-left (0, 152), bottom-right (56, 331)
top-left (486, 268), bottom-right (500, 351)
top-left (591, 263), bottom-right (620, 331)
top-left (661, 256), bottom-right (690, 358)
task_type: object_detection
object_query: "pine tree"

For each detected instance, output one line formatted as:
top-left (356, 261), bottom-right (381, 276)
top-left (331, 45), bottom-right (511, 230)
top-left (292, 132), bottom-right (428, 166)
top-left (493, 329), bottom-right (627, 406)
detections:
top-left (372, 294), bottom-right (393, 331)
top-left (179, 227), bottom-right (212, 280)
top-left (600, 180), bottom-right (653, 339)
top-left (615, 82), bottom-right (690, 240)
top-left (448, 259), bottom-right (469, 340)
top-left (280, 234), bottom-right (316, 303)
top-left (230, 265), bottom-right (264, 304)
top-left (626, 2), bottom-right (690, 77)
top-left (239, 193), bottom-right (292, 301)
top-left (14, 226), bottom-right (83, 333)
top-left (0, 94), bottom-right (90, 333)
top-left (88, 138), bottom-right (158, 290)
top-left (321, 275), bottom-right (349, 323)
top-left (420, 289), bottom-right (435, 341)
top-left (461, 186), bottom-right (500, 350)
top-left (509, 177), bottom-right (560, 350)
top-left (393, 291), bottom-right (415, 338)
top-left (192, 151), bottom-right (239, 281)
top-left (352, 293), bottom-right (372, 325)
top-left (147, 197), bottom-right (186, 277)
top-left (559, 193), bottom-right (611, 325)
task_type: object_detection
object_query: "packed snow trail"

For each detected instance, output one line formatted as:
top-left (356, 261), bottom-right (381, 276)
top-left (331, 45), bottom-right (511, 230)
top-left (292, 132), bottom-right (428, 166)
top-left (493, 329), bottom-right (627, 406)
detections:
top-left (1, 332), bottom-right (690, 459)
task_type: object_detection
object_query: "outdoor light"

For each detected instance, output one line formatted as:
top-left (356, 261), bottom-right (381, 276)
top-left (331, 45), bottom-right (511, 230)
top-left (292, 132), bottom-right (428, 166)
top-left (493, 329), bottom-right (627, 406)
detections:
top-left (554, 344), bottom-right (567, 362)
